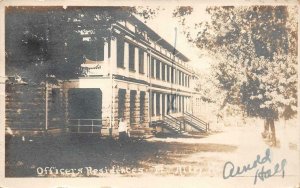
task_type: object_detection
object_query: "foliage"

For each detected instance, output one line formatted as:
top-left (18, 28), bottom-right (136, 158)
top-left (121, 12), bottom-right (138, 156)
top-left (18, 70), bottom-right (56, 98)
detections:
top-left (174, 6), bottom-right (298, 119)
top-left (5, 6), bottom-right (158, 84)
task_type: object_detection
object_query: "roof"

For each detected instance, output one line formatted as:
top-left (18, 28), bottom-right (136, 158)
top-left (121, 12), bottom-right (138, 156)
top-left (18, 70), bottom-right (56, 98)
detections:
top-left (127, 15), bottom-right (190, 62)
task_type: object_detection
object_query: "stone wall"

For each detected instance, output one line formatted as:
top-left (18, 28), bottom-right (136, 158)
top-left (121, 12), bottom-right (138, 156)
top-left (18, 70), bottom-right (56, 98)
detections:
top-left (5, 82), bottom-right (66, 132)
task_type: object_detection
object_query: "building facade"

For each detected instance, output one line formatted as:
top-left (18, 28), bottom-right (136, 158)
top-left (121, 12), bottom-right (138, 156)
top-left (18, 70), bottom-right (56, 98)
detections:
top-left (5, 15), bottom-right (208, 136)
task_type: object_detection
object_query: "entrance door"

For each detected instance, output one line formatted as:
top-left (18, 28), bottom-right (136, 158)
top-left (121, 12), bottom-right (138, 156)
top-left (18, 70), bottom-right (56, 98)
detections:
top-left (68, 88), bottom-right (102, 133)
top-left (130, 90), bottom-right (137, 127)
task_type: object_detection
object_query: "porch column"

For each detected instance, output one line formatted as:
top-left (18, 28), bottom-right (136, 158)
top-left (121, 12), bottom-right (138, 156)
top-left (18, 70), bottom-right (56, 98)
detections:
top-left (153, 92), bottom-right (156, 117)
top-left (153, 59), bottom-right (156, 79)
top-left (104, 41), bottom-right (109, 62)
top-left (112, 87), bottom-right (119, 127)
top-left (160, 93), bottom-right (163, 118)
top-left (134, 91), bottom-right (140, 127)
top-left (165, 94), bottom-right (168, 115)
top-left (143, 91), bottom-right (149, 127)
top-left (63, 90), bottom-right (69, 124)
top-left (176, 95), bottom-right (179, 113)
top-left (168, 66), bottom-right (171, 82)
top-left (110, 39), bottom-right (117, 70)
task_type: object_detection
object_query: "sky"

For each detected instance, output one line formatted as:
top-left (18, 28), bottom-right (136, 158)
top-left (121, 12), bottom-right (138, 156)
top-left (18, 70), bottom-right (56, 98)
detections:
top-left (135, 6), bottom-right (214, 72)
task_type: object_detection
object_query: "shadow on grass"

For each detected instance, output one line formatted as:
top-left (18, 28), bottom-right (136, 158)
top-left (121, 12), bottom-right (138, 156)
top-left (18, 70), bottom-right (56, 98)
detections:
top-left (5, 134), bottom-right (237, 177)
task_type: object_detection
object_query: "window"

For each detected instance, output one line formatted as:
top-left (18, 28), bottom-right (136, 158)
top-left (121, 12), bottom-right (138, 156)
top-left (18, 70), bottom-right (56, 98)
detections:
top-left (156, 93), bottom-right (160, 115)
top-left (167, 65), bottom-right (170, 82)
top-left (171, 67), bottom-right (175, 83)
top-left (151, 93), bottom-right (155, 116)
top-left (51, 89), bottom-right (63, 114)
top-left (117, 39), bottom-right (124, 68)
top-left (156, 59), bottom-right (160, 79)
top-left (179, 71), bottom-right (181, 85)
top-left (185, 75), bottom-right (187, 87)
top-left (162, 63), bottom-right (165, 81)
top-left (129, 44), bottom-right (135, 71)
top-left (151, 58), bottom-right (155, 78)
top-left (84, 39), bottom-right (104, 61)
top-left (179, 96), bottom-right (181, 112)
top-left (118, 89), bottom-right (126, 118)
top-left (140, 91), bottom-right (146, 122)
top-left (139, 49), bottom-right (144, 74)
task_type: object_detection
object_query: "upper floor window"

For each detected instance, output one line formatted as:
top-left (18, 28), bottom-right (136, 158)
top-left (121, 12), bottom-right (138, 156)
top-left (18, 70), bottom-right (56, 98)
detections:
top-left (171, 67), bottom-right (175, 83)
top-left (178, 71), bottom-right (182, 85)
top-left (129, 43), bottom-right (135, 71)
top-left (151, 58), bottom-right (155, 78)
top-left (167, 65), bottom-right (170, 82)
top-left (156, 93), bottom-right (160, 115)
top-left (156, 59), bottom-right (160, 79)
top-left (84, 39), bottom-right (104, 61)
top-left (139, 49), bottom-right (144, 74)
top-left (161, 63), bottom-right (165, 81)
top-left (117, 38), bottom-right (124, 68)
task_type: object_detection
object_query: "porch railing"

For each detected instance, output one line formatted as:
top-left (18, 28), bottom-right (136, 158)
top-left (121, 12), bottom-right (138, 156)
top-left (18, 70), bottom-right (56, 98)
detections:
top-left (68, 119), bottom-right (102, 134)
top-left (183, 112), bottom-right (209, 132)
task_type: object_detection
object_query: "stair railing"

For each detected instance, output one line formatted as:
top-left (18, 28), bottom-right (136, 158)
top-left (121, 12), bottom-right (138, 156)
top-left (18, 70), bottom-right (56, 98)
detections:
top-left (183, 112), bottom-right (209, 132)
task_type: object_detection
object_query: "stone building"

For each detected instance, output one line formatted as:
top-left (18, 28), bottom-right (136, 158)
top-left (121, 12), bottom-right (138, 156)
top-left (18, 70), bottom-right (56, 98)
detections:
top-left (6, 15), bottom-right (208, 136)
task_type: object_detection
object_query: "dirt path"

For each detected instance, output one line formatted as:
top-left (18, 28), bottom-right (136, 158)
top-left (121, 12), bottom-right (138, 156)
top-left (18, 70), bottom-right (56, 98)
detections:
top-left (5, 124), bottom-right (299, 187)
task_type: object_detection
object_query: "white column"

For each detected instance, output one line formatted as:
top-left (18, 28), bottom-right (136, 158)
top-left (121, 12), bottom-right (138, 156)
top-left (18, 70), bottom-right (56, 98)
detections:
top-left (169, 66), bottom-right (172, 83)
top-left (189, 97), bottom-right (192, 113)
top-left (153, 59), bottom-right (156, 79)
top-left (188, 97), bottom-right (190, 112)
top-left (153, 93), bottom-right (156, 117)
top-left (143, 51), bottom-right (147, 76)
top-left (177, 95), bottom-right (179, 113)
top-left (176, 70), bottom-right (178, 85)
top-left (160, 93), bottom-right (163, 118)
top-left (182, 96), bottom-right (184, 113)
top-left (178, 96), bottom-right (182, 112)
top-left (110, 39), bottom-right (117, 72)
top-left (165, 94), bottom-right (168, 115)
top-left (177, 70), bottom-right (179, 85)
top-left (104, 41), bottom-right (109, 62)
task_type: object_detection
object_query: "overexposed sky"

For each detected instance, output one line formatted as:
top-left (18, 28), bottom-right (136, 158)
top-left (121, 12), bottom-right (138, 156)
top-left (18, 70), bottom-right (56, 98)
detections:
top-left (135, 6), bottom-right (214, 72)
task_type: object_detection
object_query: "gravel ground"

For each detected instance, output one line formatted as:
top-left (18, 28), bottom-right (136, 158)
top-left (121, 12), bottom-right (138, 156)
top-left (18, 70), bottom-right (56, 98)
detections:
top-left (4, 122), bottom-right (299, 187)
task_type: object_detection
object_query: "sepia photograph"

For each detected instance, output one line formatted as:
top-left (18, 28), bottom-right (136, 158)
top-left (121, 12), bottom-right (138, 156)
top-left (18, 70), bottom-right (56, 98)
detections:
top-left (0, 1), bottom-right (299, 187)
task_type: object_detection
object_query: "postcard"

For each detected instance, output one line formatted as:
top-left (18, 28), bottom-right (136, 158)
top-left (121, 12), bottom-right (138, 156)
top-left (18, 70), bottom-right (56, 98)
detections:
top-left (0, 0), bottom-right (299, 187)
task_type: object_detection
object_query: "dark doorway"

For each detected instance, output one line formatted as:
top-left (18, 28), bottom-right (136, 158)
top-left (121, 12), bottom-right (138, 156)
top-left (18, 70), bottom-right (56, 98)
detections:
top-left (140, 91), bottom-right (146, 123)
top-left (68, 88), bottom-right (102, 119)
top-left (130, 90), bottom-right (137, 126)
top-left (118, 89), bottom-right (126, 119)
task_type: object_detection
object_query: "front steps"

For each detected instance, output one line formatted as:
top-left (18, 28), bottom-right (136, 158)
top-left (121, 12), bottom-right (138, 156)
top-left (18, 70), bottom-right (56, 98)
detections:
top-left (151, 113), bottom-right (209, 136)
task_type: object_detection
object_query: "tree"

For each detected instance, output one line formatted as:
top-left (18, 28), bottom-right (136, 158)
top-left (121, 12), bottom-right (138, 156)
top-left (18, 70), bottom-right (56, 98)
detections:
top-left (173, 6), bottom-right (298, 121)
top-left (5, 6), bottom-right (158, 84)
